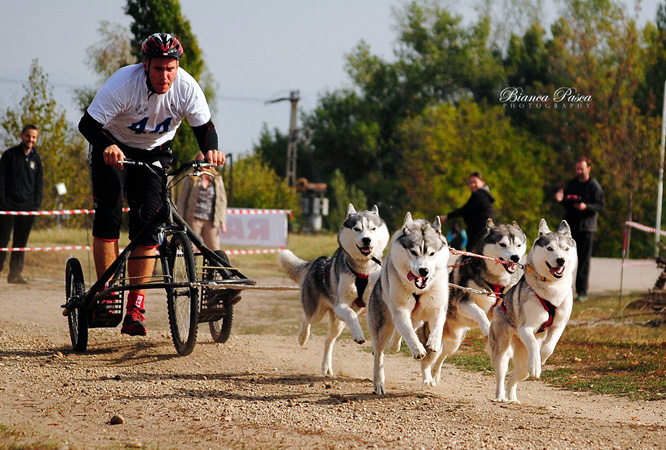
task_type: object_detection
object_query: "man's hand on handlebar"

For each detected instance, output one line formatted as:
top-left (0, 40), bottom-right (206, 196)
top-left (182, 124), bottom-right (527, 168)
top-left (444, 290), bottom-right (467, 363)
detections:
top-left (204, 150), bottom-right (226, 166)
top-left (103, 145), bottom-right (126, 168)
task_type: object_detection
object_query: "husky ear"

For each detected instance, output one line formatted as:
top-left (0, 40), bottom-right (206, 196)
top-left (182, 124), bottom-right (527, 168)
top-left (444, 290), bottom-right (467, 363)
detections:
top-left (347, 204), bottom-right (356, 217)
top-left (538, 218), bottom-right (550, 237)
top-left (371, 205), bottom-right (379, 215)
top-left (558, 220), bottom-right (572, 236)
top-left (433, 215), bottom-right (442, 234)
top-left (403, 212), bottom-right (413, 230)
top-left (486, 218), bottom-right (495, 230)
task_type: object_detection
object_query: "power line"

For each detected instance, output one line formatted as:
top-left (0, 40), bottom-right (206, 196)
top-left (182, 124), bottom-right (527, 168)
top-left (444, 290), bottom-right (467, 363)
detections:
top-left (0, 76), bottom-right (81, 89)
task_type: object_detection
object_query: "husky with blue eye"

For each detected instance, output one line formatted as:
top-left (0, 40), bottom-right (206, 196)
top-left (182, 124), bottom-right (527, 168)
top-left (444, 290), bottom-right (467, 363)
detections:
top-left (277, 204), bottom-right (389, 376)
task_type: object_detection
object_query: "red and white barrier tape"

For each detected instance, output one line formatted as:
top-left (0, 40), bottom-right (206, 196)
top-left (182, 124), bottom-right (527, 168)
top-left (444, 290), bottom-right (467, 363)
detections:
top-left (625, 221), bottom-right (666, 237)
top-left (227, 208), bottom-right (291, 215)
top-left (1, 245), bottom-right (91, 252)
top-left (1, 245), bottom-right (282, 255)
top-left (0, 207), bottom-right (291, 217)
top-left (621, 260), bottom-right (658, 267)
top-left (224, 248), bottom-right (282, 255)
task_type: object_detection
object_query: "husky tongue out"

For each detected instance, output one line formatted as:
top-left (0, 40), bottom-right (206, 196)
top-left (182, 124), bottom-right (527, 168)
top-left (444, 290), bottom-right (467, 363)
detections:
top-left (547, 262), bottom-right (565, 278)
top-left (357, 246), bottom-right (372, 256)
top-left (502, 260), bottom-right (517, 274)
top-left (407, 271), bottom-right (427, 289)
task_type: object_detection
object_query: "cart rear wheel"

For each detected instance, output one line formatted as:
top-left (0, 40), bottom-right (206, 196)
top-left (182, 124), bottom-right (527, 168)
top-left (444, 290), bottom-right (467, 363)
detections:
top-left (66, 258), bottom-right (88, 352)
top-left (209, 302), bottom-right (233, 343)
top-left (208, 250), bottom-right (235, 343)
top-left (166, 231), bottom-right (199, 356)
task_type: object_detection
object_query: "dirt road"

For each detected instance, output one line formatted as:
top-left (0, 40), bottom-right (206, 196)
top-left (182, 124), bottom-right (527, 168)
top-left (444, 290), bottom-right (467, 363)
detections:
top-left (1, 273), bottom-right (665, 449)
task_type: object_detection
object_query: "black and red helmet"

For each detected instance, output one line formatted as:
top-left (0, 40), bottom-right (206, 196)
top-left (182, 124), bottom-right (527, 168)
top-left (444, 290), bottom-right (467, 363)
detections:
top-left (141, 33), bottom-right (183, 60)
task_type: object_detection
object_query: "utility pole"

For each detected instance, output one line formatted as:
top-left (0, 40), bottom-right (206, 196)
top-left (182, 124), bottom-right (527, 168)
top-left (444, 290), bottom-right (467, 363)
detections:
top-left (656, 81), bottom-right (666, 256)
top-left (266, 90), bottom-right (300, 186)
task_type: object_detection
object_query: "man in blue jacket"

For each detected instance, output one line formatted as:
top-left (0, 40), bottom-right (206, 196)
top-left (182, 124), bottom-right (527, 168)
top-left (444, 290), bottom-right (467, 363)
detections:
top-left (0, 125), bottom-right (44, 284)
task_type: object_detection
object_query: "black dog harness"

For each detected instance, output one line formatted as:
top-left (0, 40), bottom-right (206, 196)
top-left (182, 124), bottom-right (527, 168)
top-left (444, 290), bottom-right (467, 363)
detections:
top-left (347, 261), bottom-right (370, 308)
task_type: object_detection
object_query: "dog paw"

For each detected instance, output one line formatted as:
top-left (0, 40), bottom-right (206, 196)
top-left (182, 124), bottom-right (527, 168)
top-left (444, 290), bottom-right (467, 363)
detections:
top-left (426, 336), bottom-right (441, 353)
top-left (373, 383), bottom-right (386, 395)
top-left (528, 362), bottom-right (541, 379)
top-left (321, 364), bottom-right (334, 377)
top-left (423, 378), bottom-right (437, 387)
top-left (351, 327), bottom-right (366, 344)
top-left (492, 397), bottom-right (506, 403)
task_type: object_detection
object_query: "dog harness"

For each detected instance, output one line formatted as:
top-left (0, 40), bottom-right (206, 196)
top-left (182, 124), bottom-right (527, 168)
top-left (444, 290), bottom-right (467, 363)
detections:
top-left (347, 261), bottom-right (370, 308)
top-left (412, 293), bottom-right (422, 311)
top-left (499, 287), bottom-right (556, 333)
top-left (489, 283), bottom-right (505, 308)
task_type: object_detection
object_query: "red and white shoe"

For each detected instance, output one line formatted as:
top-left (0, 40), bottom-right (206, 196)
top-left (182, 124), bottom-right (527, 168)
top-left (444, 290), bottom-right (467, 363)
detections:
top-left (121, 307), bottom-right (147, 336)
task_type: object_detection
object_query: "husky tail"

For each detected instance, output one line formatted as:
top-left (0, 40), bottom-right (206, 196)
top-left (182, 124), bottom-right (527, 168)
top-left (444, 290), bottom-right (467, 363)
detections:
top-left (277, 249), bottom-right (310, 284)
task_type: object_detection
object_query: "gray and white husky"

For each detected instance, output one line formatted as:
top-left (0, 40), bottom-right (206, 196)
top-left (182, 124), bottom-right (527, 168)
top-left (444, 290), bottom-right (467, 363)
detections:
top-left (415, 219), bottom-right (527, 386)
top-left (488, 219), bottom-right (577, 403)
top-left (277, 204), bottom-right (389, 376)
top-left (367, 213), bottom-right (449, 395)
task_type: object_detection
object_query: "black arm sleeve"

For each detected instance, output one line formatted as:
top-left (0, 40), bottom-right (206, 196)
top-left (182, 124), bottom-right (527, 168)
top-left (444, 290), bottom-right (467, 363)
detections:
top-left (78, 111), bottom-right (117, 150)
top-left (191, 120), bottom-right (219, 153)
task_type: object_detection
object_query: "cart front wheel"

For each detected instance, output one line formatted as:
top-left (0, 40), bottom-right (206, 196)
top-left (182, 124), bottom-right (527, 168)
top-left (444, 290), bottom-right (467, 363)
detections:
top-left (66, 258), bottom-right (88, 352)
top-left (166, 231), bottom-right (199, 356)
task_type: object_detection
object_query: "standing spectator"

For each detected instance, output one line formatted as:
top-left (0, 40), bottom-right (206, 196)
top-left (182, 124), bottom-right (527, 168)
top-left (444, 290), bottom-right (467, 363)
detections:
top-left (78, 33), bottom-right (225, 336)
top-left (0, 124), bottom-right (44, 284)
top-left (555, 156), bottom-right (605, 302)
top-left (177, 153), bottom-right (227, 250)
top-left (441, 171), bottom-right (495, 250)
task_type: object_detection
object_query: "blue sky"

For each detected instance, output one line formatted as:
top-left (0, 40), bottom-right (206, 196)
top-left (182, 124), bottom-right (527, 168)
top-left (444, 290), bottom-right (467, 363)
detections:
top-left (0, 0), bottom-right (660, 156)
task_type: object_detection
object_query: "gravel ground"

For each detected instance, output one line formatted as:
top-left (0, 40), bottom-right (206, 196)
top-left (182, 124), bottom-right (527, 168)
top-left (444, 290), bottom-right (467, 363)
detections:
top-left (1, 276), bottom-right (665, 449)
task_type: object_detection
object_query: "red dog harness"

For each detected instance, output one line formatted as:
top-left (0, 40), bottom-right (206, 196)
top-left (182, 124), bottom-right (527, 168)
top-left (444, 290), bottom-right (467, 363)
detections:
top-left (500, 289), bottom-right (556, 333)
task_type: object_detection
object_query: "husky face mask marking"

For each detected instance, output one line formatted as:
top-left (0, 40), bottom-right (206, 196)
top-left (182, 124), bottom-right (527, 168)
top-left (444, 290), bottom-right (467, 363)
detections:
top-left (481, 219), bottom-right (527, 276)
top-left (531, 220), bottom-right (576, 280)
top-left (367, 212), bottom-right (450, 395)
top-left (397, 213), bottom-right (448, 290)
top-left (340, 204), bottom-right (390, 260)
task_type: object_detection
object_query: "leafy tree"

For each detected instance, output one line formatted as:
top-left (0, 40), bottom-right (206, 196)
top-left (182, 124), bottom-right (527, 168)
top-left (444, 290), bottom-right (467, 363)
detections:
top-left (325, 169), bottom-right (368, 231)
top-left (396, 100), bottom-right (549, 237)
top-left (635, 3), bottom-right (666, 115)
top-left (125, 0), bottom-right (216, 165)
top-left (1, 60), bottom-right (91, 227)
top-left (253, 124), bottom-right (318, 182)
top-left (229, 154), bottom-right (301, 219)
top-left (75, 21), bottom-right (136, 114)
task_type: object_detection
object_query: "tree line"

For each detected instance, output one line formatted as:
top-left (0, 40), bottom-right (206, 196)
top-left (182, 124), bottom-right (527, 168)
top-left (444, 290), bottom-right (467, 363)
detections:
top-left (257, 0), bottom-right (666, 258)
top-left (1, 0), bottom-right (664, 257)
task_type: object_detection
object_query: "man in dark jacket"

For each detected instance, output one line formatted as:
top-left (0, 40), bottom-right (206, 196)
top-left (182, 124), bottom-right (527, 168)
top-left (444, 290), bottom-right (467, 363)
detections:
top-left (555, 156), bottom-right (605, 302)
top-left (0, 124), bottom-right (44, 284)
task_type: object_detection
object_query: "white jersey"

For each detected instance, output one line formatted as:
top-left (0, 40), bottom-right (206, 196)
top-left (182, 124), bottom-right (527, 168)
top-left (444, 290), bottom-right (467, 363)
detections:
top-left (87, 63), bottom-right (211, 150)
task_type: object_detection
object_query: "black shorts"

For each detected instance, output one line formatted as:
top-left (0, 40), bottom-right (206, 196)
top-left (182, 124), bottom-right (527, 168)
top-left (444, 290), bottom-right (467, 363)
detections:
top-left (88, 145), bottom-right (173, 247)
